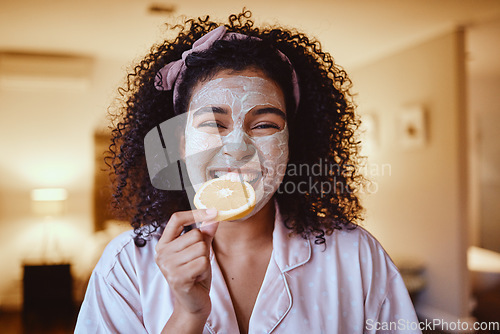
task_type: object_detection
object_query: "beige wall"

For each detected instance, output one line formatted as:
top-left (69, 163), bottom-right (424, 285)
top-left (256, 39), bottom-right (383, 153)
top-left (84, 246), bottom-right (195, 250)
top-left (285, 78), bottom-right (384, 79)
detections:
top-left (0, 57), bottom-right (125, 309)
top-left (350, 29), bottom-right (471, 320)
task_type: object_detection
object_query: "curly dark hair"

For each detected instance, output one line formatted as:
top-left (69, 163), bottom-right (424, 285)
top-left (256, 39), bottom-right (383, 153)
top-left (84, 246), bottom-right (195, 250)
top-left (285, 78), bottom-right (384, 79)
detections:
top-left (107, 10), bottom-right (365, 247)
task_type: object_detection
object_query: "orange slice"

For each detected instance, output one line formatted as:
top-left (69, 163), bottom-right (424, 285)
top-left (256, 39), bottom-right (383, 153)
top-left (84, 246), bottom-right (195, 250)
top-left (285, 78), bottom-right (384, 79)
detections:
top-left (193, 178), bottom-right (256, 221)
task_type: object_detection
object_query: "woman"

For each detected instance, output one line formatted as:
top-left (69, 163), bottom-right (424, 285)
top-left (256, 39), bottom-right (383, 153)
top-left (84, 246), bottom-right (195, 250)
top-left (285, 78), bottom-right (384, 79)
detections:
top-left (76, 11), bottom-right (421, 334)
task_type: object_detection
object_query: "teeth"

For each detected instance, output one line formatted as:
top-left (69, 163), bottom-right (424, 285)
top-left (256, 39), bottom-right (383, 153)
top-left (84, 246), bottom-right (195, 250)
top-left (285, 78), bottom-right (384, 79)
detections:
top-left (213, 171), bottom-right (260, 183)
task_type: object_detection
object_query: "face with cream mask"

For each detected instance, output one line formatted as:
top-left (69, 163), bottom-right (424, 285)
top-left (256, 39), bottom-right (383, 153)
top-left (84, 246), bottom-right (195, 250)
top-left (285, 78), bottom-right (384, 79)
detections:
top-left (183, 68), bottom-right (289, 219)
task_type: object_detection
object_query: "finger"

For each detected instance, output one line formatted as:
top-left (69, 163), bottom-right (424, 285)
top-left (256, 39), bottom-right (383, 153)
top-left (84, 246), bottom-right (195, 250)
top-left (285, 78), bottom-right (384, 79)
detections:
top-left (156, 237), bottom-right (207, 273)
top-left (183, 256), bottom-right (211, 282)
top-left (172, 240), bottom-right (209, 267)
top-left (168, 255), bottom-right (210, 288)
top-left (159, 208), bottom-right (218, 245)
top-left (161, 228), bottom-right (204, 254)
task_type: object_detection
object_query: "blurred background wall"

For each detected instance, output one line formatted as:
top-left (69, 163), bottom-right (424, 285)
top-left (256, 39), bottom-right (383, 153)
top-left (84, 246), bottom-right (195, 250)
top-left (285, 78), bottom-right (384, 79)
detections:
top-left (1, 0), bottom-right (500, 331)
top-left (351, 29), bottom-right (470, 322)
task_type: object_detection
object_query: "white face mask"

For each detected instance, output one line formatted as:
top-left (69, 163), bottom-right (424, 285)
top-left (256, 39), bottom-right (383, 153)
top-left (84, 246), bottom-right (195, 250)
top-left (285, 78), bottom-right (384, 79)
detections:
top-left (184, 71), bottom-right (289, 220)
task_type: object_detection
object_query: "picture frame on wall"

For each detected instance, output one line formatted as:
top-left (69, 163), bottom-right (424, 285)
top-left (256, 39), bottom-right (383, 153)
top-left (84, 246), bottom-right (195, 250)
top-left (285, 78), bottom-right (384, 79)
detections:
top-left (397, 105), bottom-right (427, 150)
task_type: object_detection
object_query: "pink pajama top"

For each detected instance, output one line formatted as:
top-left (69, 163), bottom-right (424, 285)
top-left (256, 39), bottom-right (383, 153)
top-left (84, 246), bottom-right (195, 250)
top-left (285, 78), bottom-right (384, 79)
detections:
top-left (76, 202), bottom-right (421, 333)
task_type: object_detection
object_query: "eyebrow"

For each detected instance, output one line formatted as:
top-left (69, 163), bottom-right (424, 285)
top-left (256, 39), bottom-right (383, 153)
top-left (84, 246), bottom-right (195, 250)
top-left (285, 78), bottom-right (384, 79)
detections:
top-left (193, 106), bottom-right (228, 118)
top-left (251, 107), bottom-right (287, 120)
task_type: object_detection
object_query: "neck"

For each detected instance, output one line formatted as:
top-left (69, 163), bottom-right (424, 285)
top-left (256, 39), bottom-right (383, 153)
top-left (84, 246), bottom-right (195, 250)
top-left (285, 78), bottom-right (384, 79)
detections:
top-left (213, 198), bottom-right (275, 256)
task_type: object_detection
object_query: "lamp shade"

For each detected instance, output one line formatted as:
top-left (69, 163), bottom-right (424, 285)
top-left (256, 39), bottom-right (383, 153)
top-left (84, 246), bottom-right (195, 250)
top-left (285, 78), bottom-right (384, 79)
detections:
top-left (31, 188), bottom-right (68, 216)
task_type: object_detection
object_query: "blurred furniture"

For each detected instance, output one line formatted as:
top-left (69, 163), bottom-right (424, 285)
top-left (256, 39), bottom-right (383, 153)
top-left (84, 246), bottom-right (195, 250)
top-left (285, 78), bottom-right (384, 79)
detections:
top-left (23, 263), bottom-right (74, 319)
top-left (473, 283), bottom-right (500, 331)
top-left (396, 259), bottom-right (426, 303)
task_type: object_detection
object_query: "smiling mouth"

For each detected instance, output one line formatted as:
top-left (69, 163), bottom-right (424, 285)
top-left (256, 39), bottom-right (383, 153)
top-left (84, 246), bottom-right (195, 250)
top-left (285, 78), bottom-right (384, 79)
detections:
top-left (208, 169), bottom-right (263, 187)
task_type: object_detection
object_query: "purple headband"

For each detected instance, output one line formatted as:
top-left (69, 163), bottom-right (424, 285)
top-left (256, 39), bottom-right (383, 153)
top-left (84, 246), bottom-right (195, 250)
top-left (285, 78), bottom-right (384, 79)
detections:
top-left (154, 26), bottom-right (300, 109)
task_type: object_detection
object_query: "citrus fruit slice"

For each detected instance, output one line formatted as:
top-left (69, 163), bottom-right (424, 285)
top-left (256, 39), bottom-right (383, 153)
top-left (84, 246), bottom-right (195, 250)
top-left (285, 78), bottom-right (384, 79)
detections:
top-left (193, 177), bottom-right (256, 221)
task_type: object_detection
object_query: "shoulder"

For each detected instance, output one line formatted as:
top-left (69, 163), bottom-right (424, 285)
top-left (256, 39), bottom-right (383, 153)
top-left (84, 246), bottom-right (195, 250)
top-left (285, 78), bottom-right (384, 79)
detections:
top-left (327, 224), bottom-right (383, 247)
top-left (93, 229), bottom-right (161, 282)
top-left (327, 224), bottom-right (394, 256)
top-left (326, 227), bottom-right (419, 322)
top-left (92, 230), bottom-right (136, 280)
top-left (314, 225), bottom-right (405, 309)
top-left (319, 224), bottom-right (401, 280)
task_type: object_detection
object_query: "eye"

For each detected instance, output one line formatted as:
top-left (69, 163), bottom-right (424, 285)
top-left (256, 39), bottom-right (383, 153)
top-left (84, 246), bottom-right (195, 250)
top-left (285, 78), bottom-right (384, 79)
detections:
top-left (252, 123), bottom-right (280, 130)
top-left (248, 122), bottom-right (282, 136)
top-left (199, 121), bottom-right (227, 129)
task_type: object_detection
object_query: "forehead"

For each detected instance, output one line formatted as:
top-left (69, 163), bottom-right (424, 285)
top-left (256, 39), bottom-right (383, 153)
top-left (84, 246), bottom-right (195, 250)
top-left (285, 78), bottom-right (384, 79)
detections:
top-left (188, 74), bottom-right (285, 111)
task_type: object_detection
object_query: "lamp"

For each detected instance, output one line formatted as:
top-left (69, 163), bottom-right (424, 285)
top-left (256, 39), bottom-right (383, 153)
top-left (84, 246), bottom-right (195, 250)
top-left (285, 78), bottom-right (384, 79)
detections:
top-left (30, 188), bottom-right (67, 217)
top-left (25, 188), bottom-right (74, 319)
top-left (29, 188), bottom-right (68, 263)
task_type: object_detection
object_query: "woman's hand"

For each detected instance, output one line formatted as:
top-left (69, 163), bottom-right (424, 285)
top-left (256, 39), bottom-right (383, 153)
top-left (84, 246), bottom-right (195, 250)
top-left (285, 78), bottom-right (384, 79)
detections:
top-left (155, 208), bottom-right (219, 332)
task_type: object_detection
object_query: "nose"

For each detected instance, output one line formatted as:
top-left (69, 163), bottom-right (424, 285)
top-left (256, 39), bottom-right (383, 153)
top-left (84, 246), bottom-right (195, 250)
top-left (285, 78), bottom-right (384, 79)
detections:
top-left (223, 142), bottom-right (256, 161)
top-left (222, 129), bottom-right (255, 161)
